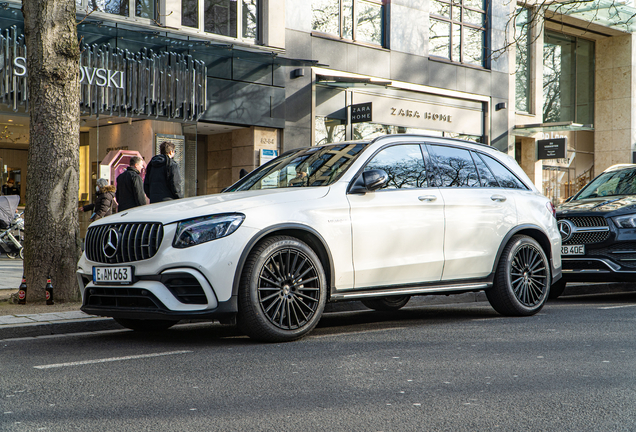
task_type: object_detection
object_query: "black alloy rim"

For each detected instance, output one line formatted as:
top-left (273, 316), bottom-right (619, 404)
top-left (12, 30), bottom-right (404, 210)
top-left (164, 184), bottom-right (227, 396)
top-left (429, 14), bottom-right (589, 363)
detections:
top-left (510, 244), bottom-right (547, 306)
top-left (257, 248), bottom-right (321, 330)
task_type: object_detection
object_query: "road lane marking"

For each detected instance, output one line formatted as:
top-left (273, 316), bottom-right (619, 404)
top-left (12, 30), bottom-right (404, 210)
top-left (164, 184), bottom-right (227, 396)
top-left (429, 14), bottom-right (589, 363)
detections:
top-left (598, 304), bottom-right (636, 310)
top-left (311, 327), bottom-right (403, 338)
top-left (34, 350), bottom-right (192, 369)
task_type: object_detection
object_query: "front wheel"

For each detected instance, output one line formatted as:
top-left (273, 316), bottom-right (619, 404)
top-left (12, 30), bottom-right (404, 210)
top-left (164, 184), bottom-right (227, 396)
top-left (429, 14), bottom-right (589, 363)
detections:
top-left (361, 295), bottom-right (411, 311)
top-left (238, 236), bottom-right (327, 342)
top-left (486, 235), bottom-right (550, 316)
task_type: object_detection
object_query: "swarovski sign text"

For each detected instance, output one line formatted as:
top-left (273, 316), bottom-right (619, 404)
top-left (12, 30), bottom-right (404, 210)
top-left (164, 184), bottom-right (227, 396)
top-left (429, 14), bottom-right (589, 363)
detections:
top-left (12, 56), bottom-right (124, 89)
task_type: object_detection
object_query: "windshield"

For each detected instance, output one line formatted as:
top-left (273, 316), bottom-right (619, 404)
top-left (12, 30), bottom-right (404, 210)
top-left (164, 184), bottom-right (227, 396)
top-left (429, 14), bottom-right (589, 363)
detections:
top-left (576, 168), bottom-right (636, 200)
top-left (226, 143), bottom-right (367, 192)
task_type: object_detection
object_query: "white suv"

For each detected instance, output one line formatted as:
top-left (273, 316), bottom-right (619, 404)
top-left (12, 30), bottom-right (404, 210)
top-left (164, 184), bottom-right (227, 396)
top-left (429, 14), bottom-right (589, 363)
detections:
top-left (77, 135), bottom-right (562, 342)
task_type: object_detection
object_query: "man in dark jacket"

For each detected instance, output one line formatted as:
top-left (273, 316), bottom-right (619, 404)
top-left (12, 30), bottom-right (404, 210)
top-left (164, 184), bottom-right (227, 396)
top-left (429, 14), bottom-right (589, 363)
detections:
top-left (116, 156), bottom-right (147, 211)
top-left (143, 141), bottom-right (183, 203)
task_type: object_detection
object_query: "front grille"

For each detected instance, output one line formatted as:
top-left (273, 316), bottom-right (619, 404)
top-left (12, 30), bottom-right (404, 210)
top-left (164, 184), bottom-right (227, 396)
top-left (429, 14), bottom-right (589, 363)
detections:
top-left (563, 260), bottom-right (610, 271)
top-left (85, 223), bottom-right (164, 263)
top-left (564, 231), bottom-right (610, 245)
top-left (84, 287), bottom-right (166, 310)
top-left (558, 216), bottom-right (610, 245)
top-left (559, 216), bottom-right (608, 228)
top-left (590, 243), bottom-right (636, 268)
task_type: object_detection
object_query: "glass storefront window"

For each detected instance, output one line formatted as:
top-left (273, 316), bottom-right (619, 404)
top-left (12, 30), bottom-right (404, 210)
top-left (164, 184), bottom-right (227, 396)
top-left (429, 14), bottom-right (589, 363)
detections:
top-left (312, 0), bottom-right (384, 46)
top-left (515, 7), bottom-right (531, 113)
top-left (543, 32), bottom-right (594, 124)
top-left (182, 0), bottom-right (259, 40)
top-left (315, 117), bottom-right (346, 145)
top-left (76, 0), bottom-right (154, 19)
top-left (429, 0), bottom-right (487, 67)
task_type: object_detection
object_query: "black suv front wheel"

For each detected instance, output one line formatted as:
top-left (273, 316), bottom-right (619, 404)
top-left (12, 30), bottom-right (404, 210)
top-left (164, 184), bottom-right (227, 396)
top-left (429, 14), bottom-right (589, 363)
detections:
top-left (487, 235), bottom-right (550, 316)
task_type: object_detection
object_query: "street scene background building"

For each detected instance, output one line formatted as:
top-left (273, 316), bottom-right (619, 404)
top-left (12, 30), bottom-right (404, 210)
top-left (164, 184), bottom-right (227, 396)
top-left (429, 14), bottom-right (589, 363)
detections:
top-left (0, 0), bottom-right (634, 236)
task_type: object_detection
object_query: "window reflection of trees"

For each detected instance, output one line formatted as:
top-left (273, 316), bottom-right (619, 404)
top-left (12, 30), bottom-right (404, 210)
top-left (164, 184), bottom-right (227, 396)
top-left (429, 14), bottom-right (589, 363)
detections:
top-left (429, 148), bottom-right (480, 187)
top-left (312, 0), bottom-right (383, 45)
top-left (543, 43), bottom-right (561, 123)
top-left (365, 146), bottom-right (427, 190)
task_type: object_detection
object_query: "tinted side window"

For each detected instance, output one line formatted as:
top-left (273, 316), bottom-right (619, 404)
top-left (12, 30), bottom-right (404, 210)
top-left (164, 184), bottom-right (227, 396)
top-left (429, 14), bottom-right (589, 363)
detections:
top-left (478, 154), bottom-right (527, 189)
top-left (428, 145), bottom-right (480, 187)
top-left (364, 144), bottom-right (427, 189)
top-left (472, 152), bottom-right (499, 187)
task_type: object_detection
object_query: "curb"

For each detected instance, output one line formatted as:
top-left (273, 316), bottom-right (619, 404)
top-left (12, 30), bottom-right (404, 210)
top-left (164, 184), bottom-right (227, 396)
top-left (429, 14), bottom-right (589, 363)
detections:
top-left (0, 317), bottom-right (123, 340)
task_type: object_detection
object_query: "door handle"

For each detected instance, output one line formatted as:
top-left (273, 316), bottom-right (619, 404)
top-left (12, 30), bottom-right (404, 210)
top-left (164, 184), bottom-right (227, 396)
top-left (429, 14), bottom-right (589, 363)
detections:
top-left (491, 195), bottom-right (506, 202)
top-left (418, 195), bottom-right (437, 202)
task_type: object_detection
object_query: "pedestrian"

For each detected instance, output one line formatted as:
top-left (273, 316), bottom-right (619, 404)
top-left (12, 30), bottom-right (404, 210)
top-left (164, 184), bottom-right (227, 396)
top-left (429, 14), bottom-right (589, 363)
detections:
top-left (116, 156), bottom-right (147, 211)
top-left (79, 178), bottom-right (116, 221)
top-left (143, 141), bottom-right (183, 203)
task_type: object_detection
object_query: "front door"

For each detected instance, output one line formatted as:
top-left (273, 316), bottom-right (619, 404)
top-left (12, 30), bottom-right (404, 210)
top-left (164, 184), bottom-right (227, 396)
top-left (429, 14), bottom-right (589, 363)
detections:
top-left (347, 144), bottom-right (445, 288)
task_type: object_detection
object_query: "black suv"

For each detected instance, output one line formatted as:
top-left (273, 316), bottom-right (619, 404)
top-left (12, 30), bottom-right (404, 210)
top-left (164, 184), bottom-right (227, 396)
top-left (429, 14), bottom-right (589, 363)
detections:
top-left (553, 164), bottom-right (636, 298)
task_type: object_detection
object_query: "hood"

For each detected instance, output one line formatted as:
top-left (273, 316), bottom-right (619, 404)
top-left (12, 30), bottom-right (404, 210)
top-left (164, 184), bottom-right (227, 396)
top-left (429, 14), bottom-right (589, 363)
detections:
top-left (149, 154), bottom-right (169, 167)
top-left (557, 195), bottom-right (636, 215)
top-left (95, 187), bottom-right (330, 225)
top-left (99, 185), bottom-right (116, 194)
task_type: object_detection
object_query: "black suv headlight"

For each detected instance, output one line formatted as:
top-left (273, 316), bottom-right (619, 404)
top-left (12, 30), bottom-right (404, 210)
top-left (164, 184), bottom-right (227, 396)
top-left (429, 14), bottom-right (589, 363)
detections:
top-left (612, 214), bottom-right (636, 228)
top-left (173, 213), bottom-right (245, 248)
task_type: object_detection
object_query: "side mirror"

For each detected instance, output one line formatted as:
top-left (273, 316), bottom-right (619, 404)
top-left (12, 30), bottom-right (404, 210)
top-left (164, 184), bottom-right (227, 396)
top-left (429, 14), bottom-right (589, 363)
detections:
top-left (349, 169), bottom-right (388, 194)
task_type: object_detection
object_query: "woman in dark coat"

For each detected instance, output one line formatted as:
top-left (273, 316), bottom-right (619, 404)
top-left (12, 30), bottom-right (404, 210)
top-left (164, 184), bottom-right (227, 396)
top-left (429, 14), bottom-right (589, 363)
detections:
top-left (79, 178), bottom-right (116, 222)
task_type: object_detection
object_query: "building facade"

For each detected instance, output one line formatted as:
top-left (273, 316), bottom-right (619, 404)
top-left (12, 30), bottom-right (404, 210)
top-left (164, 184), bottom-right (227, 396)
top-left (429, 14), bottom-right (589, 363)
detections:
top-left (0, 0), bottom-right (635, 226)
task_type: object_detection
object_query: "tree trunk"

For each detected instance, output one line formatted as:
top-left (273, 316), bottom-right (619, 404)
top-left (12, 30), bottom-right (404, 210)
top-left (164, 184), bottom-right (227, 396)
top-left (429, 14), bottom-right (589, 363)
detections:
top-left (22, 0), bottom-right (81, 303)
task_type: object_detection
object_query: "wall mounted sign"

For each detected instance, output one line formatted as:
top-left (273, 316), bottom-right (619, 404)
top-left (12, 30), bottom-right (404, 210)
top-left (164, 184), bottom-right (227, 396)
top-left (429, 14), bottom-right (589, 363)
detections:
top-left (352, 93), bottom-right (483, 136)
top-left (0, 26), bottom-right (207, 121)
top-left (351, 102), bottom-right (372, 123)
top-left (537, 137), bottom-right (567, 159)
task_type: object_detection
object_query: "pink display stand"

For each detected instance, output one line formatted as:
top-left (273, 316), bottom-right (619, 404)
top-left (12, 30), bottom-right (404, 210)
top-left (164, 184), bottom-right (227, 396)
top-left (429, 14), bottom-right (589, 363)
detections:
top-left (100, 150), bottom-right (146, 187)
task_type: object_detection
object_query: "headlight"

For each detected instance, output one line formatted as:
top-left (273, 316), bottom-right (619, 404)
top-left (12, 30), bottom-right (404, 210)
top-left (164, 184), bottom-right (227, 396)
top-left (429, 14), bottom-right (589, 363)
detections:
top-left (173, 213), bottom-right (245, 248)
top-left (612, 214), bottom-right (636, 228)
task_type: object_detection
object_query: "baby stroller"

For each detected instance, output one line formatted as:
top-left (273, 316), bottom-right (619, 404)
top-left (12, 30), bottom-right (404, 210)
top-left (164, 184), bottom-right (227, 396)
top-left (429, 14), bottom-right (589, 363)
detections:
top-left (0, 195), bottom-right (24, 259)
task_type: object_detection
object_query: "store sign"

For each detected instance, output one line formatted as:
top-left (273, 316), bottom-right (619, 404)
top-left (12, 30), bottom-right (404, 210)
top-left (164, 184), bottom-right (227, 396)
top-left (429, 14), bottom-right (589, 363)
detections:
top-left (351, 95), bottom-right (483, 136)
top-left (537, 138), bottom-right (567, 159)
top-left (351, 102), bottom-right (372, 123)
top-left (0, 26), bottom-right (207, 121)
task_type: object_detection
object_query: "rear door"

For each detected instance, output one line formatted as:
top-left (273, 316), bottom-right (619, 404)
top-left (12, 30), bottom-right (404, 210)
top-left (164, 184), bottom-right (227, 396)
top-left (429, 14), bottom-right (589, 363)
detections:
top-left (426, 144), bottom-right (518, 281)
top-left (347, 143), bottom-right (445, 288)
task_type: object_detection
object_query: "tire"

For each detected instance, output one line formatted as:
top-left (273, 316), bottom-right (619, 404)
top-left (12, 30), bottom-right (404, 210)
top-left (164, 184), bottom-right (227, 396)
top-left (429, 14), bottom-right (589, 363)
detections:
top-left (361, 295), bottom-right (411, 311)
top-left (114, 318), bottom-right (178, 332)
top-left (548, 279), bottom-right (567, 299)
top-left (486, 235), bottom-right (550, 316)
top-left (238, 235), bottom-right (327, 342)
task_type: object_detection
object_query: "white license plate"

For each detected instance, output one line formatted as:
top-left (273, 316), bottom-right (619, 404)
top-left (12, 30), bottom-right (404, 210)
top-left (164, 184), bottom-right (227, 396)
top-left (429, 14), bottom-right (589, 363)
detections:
top-left (93, 266), bottom-right (133, 284)
top-left (562, 245), bottom-right (585, 255)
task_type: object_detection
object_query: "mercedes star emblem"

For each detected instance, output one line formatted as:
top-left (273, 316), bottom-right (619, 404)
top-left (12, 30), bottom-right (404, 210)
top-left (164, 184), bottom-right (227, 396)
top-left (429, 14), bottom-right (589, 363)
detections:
top-left (102, 228), bottom-right (120, 258)
top-left (557, 220), bottom-right (575, 242)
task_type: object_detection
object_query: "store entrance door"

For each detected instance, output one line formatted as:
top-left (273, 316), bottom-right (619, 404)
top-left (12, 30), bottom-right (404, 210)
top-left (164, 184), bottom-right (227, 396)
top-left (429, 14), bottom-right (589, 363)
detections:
top-left (542, 165), bottom-right (574, 205)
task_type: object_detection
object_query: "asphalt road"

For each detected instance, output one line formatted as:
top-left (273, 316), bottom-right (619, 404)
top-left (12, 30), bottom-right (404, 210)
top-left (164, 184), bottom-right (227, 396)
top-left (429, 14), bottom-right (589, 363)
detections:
top-left (2, 293), bottom-right (636, 432)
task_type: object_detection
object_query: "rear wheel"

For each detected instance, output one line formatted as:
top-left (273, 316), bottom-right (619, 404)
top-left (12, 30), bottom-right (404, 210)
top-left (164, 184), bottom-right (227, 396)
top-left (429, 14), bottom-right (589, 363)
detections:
top-left (238, 235), bottom-right (327, 342)
top-left (486, 235), bottom-right (550, 316)
top-left (114, 318), bottom-right (178, 331)
top-left (361, 295), bottom-right (411, 311)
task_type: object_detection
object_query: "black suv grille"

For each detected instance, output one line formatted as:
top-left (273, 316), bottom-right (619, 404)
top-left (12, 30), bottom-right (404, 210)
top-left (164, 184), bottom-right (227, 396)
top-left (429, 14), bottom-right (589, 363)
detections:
top-left (591, 243), bottom-right (636, 268)
top-left (85, 223), bottom-right (164, 263)
top-left (558, 216), bottom-right (610, 245)
top-left (561, 216), bottom-right (608, 228)
top-left (565, 231), bottom-right (610, 245)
